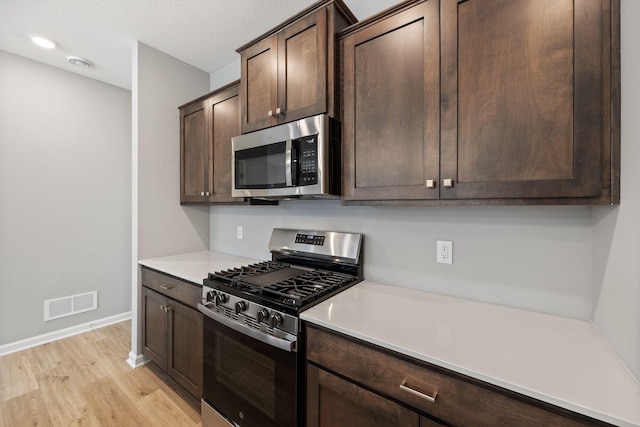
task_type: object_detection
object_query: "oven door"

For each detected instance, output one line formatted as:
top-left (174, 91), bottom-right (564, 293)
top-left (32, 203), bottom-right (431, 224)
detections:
top-left (201, 313), bottom-right (299, 427)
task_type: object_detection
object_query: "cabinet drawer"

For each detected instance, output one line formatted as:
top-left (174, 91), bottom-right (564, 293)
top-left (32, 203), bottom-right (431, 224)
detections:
top-left (306, 326), bottom-right (606, 427)
top-left (141, 267), bottom-right (201, 309)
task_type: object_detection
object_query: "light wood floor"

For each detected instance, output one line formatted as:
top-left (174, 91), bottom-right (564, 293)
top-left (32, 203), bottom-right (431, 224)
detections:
top-left (0, 321), bottom-right (201, 426)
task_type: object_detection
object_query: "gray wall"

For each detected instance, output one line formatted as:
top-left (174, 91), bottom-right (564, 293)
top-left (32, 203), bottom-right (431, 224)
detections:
top-left (211, 204), bottom-right (593, 319)
top-left (131, 42), bottom-right (210, 357)
top-left (592, 0), bottom-right (640, 380)
top-left (208, 0), bottom-right (639, 381)
top-left (0, 51), bottom-right (131, 345)
top-left (135, 43), bottom-right (211, 260)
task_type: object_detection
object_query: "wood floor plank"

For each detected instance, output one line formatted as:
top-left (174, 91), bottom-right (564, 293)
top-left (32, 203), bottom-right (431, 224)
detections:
top-left (0, 390), bottom-right (53, 426)
top-left (33, 355), bottom-right (93, 425)
top-left (81, 376), bottom-right (149, 426)
top-left (0, 320), bottom-right (202, 427)
top-left (135, 388), bottom-right (199, 426)
top-left (0, 353), bottom-right (39, 401)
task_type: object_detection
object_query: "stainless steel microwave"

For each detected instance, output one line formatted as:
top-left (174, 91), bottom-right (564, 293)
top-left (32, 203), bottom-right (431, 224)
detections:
top-left (231, 114), bottom-right (341, 199)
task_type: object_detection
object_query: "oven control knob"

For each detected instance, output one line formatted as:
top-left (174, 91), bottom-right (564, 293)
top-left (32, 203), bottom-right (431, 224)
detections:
top-left (214, 293), bottom-right (227, 307)
top-left (235, 301), bottom-right (247, 314)
top-left (269, 313), bottom-right (283, 328)
top-left (257, 309), bottom-right (270, 323)
top-left (206, 291), bottom-right (215, 302)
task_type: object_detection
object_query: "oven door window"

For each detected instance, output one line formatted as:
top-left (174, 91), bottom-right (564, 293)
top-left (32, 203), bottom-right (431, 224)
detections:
top-left (235, 141), bottom-right (287, 189)
top-left (203, 316), bottom-right (298, 427)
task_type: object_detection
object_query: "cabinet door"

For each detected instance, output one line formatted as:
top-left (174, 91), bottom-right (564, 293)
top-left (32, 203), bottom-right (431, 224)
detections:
top-left (240, 36), bottom-right (278, 133)
top-left (180, 100), bottom-right (209, 203)
top-left (277, 8), bottom-right (328, 124)
top-left (141, 287), bottom-right (168, 370)
top-left (208, 84), bottom-right (244, 203)
top-left (307, 364), bottom-right (419, 427)
top-left (342, 0), bottom-right (440, 201)
top-left (440, 0), bottom-right (607, 200)
top-left (167, 299), bottom-right (203, 398)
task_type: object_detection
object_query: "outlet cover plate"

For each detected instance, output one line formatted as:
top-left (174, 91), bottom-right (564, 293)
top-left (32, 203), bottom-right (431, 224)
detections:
top-left (437, 240), bottom-right (453, 264)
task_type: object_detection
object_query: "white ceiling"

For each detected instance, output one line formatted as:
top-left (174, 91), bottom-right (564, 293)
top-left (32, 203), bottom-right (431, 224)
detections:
top-left (0, 0), bottom-right (395, 91)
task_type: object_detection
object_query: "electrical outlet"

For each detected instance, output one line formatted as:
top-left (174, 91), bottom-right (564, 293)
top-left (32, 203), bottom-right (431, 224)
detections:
top-left (437, 240), bottom-right (453, 264)
top-left (236, 226), bottom-right (243, 240)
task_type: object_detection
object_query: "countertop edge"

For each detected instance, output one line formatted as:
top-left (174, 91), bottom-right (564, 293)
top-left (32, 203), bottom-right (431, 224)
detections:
top-left (138, 250), bottom-right (261, 285)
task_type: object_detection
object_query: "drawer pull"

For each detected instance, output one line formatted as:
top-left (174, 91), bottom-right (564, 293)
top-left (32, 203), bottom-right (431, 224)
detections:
top-left (400, 380), bottom-right (437, 403)
top-left (160, 304), bottom-right (174, 312)
top-left (160, 284), bottom-right (175, 290)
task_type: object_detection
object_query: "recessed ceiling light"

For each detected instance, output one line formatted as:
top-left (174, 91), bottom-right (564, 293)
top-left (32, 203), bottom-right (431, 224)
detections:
top-left (31, 36), bottom-right (56, 49)
top-left (67, 56), bottom-right (93, 68)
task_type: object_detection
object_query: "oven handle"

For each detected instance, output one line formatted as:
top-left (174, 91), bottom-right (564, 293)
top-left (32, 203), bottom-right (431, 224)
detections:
top-left (197, 303), bottom-right (297, 353)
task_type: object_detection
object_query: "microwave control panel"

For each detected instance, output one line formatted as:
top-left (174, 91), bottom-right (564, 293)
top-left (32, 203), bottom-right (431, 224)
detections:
top-left (298, 135), bottom-right (318, 186)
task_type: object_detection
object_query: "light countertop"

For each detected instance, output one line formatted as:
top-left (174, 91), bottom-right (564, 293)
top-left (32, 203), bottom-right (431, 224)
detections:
top-left (137, 252), bottom-right (640, 426)
top-left (138, 250), bottom-right (260, 284)
top-left (301, 281), bottom-right (640, 427)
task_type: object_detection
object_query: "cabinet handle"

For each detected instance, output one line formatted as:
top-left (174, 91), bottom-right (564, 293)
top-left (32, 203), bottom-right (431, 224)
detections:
top-left (267, 110), bottom-right (273, 117)
top-left (400, 380), bottom-right (437, 403)
top-left (160, 304), bottom-right (174, 312)
top-left (160, 284), bottom-right (175, 290)
top-left (443, 179), bottom-right (454, 188)
top-left (425, 179), bottom-right (436, 189)
top-left (275, 107), bottom-right (282, 115)
top-left (205, 191), bottom-right (210, 196)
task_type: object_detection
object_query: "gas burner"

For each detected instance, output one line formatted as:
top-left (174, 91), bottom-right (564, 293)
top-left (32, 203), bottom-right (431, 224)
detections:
top-left (261, 270), bottom-right (355, 307)
top-left (209, 262), bottom-right (356, 308)
top-left (209, 261), bottom-right (289, 287)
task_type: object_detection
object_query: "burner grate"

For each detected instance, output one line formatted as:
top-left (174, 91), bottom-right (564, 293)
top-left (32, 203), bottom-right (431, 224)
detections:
top-left (209, 261), bottom-right (288, 286)
top-left (208, 261), bottom-right (357, 308)
top-left (262, 270), bottom-right (355, 306)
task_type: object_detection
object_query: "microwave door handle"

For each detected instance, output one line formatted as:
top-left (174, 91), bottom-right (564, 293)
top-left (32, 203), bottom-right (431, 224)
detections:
top-left (285, 139), bottom-right (293, 187)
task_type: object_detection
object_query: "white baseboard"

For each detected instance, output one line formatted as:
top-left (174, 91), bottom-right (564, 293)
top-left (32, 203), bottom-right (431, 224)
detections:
top-left (127, 351), bottom-right (149, 369)
top-left (0, 312), bottom-right (132, 357)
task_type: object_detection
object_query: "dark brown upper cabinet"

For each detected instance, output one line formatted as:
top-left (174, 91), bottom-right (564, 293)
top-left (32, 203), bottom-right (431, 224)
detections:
top-left (341, 0), bottom-right (620, 205)
top-left (237, 0), bottom-right (357, 134)
top-left (341, 0), bottom-right (440, 202)
top-left (179, 81), bottom-right (245, 204)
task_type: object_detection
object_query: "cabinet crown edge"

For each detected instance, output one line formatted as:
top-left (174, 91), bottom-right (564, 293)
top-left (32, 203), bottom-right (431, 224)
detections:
top-left (235, 0), bottom-right (357, 53)
top-left (178, 79), bottom-right (240, 110)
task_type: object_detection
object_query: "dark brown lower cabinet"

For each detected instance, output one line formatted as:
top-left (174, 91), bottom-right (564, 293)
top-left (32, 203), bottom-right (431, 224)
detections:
top-left (141, 268), bottom-right (203, 398)
top-left (307, 364), bottom-right (423, 427)
top-left (306, 325), bottom-right (613, 427)
top-left (141, 286), bottom-right (168, 367)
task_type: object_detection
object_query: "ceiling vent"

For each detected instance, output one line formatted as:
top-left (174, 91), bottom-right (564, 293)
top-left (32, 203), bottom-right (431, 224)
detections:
top-left (67, 55), bottom-right (92, 68)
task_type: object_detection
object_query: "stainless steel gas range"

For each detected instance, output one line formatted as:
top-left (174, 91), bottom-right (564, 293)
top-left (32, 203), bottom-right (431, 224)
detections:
top-left (197, 228), bottom-right (363, 427)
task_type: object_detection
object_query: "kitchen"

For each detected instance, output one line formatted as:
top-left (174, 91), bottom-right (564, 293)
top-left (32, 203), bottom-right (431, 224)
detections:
top-left (0, 0), bottom-right (638, 426)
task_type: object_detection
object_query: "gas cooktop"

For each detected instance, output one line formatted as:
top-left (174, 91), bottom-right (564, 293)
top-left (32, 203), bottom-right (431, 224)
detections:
top-left (202, 229), bottom-right (363, 316)
top-left (208, 260), bottom-right (357, 308)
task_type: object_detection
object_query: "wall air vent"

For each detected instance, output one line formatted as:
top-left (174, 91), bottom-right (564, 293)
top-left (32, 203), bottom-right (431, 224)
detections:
top-left (44, 291), bottom-right (98, 321)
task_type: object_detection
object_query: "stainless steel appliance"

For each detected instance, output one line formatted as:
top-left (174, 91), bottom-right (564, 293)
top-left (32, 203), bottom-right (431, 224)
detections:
top-left (198, 228), bottom-right (363, 427)
top-left (231, 114), bottom-right (341, 199)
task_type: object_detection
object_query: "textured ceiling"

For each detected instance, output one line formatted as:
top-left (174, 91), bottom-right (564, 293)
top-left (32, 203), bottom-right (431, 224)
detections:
top-left (0, 0), bottom-right (392, 90)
